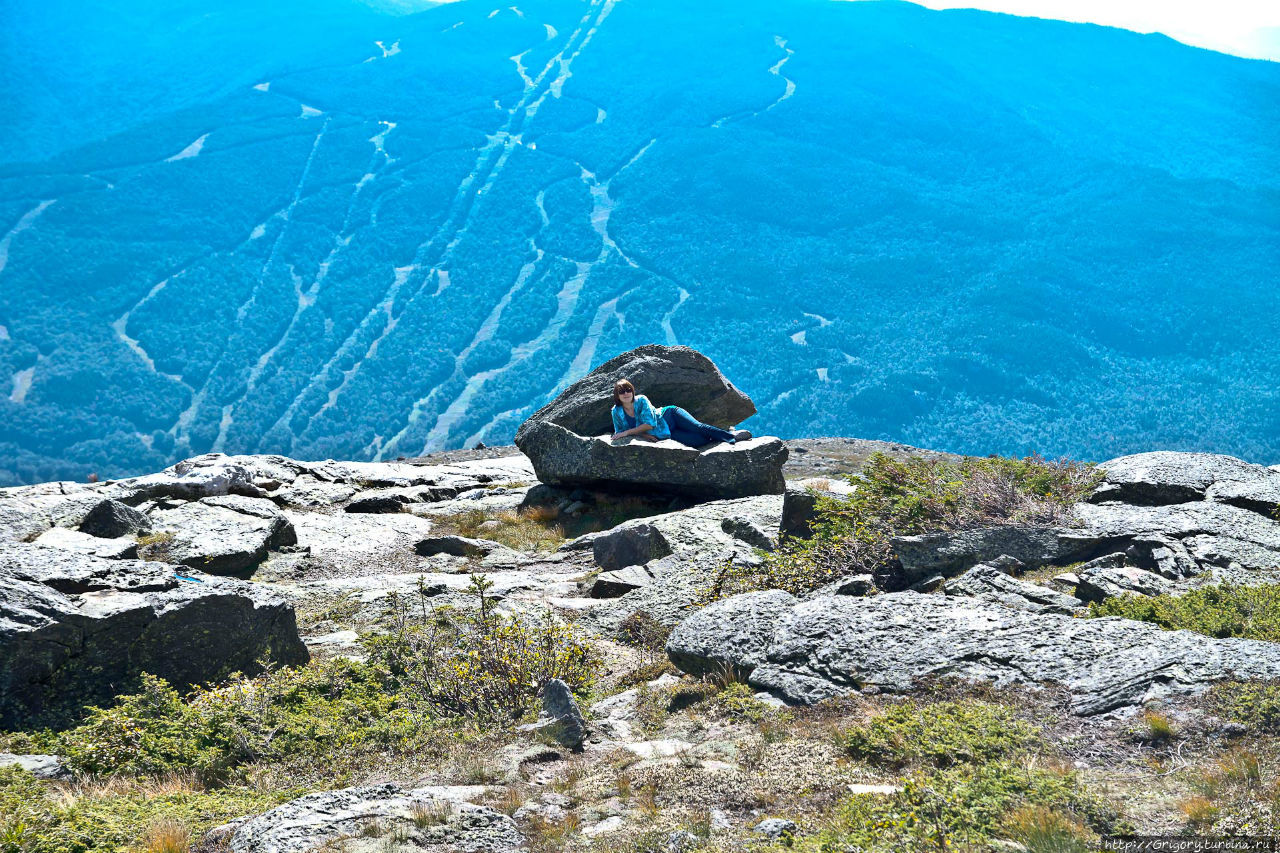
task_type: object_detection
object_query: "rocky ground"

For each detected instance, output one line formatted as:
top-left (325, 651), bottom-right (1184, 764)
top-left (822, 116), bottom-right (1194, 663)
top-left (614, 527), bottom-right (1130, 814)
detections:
top-left (3, 437), bottom-right (1280, 852)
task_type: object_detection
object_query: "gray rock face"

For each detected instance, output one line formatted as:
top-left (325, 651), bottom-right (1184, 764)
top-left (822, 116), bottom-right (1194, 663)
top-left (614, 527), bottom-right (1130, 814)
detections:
top-left (1091, 451), bottom-right (1280, 510)
top-left (415, 535), bottom-right (511, 559)
top-left (578, 494), bottom-right (784, 632)
top-left (752, 818), bottom-right (798, 841)
top-left (1074, 500), bottom-right (1280, 579)
top-left (942, 558), bottom-right (1083, 614)
top-left (668, 591), bottom-right (1280, 715)
top-left (887, 526), bottom-right (1110, 590)
top-left (780, 478), bottom-right (857, 541)
top-left (0, 541), bottom-right (307, 727)
top-left (78, 499), bottom-right (151, 539)
top-left (149, 495), bottom-right (297, 575)
top-left (516, 421), bottom-right (787, 498)
top-left (216, 784), bottom-right (519, 853)
top-left (514, 344), bottom-right (755, 440)
top-left (588, 565), bottom-right (655, 598)
top-left (665, 590), bottom-right (796, 678)
top-left (590, 495), bottom-right (783, 573)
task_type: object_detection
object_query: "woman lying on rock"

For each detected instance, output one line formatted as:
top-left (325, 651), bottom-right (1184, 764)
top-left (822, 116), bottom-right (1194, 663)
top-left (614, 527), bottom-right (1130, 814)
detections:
top-left (609, 379), bottom-right (748, 447)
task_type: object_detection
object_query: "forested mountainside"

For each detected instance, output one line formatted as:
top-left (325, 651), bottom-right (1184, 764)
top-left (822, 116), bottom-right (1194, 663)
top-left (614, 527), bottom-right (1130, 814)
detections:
top-left (1, 0), bottom-right (1278, 485)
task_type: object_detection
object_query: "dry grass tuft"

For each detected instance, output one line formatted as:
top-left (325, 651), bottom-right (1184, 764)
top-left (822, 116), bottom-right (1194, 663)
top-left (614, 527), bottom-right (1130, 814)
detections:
top-left (142, 819), bottom-right (190, 853)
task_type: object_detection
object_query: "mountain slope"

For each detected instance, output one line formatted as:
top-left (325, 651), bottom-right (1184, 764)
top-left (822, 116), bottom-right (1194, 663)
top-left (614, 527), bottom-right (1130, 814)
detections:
top-left (1, 0), bottom-right (1278, 484)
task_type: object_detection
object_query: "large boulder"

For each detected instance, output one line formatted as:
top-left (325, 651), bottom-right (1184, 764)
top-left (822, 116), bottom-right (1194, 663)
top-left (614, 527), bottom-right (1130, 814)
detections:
top-left (515, 345), bottom-right (755, 440)
top-left (516, 421), bottom-right (787, 498)
top-left (0, 541), bottom-right (308, 727)
top-left (668, 591), bottom-right (1280, 715)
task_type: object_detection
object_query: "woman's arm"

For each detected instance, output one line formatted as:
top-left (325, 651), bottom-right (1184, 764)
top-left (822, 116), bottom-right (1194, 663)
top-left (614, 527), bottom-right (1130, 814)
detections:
top-left (611, 397), bottom-right (660, 440)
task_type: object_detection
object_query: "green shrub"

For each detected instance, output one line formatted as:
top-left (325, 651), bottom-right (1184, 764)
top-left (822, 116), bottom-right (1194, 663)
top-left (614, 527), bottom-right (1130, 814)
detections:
top-left (57, 658), bottom-right (415, 779)
top-left (1087, 583), bottom-right (1280, 642)
top-left (0, 765), bottom-right (296, 853)
top-left (1209, 681), bottom-right (1280, 731)
top-left (362, 575), bottom-right (598, 721)
top-left (844, 699), bottom-right (1041, 769)
top-left (800, 761), bottom-right (1122, 852)
top-left (707, 453), bottom-right (1100, 598)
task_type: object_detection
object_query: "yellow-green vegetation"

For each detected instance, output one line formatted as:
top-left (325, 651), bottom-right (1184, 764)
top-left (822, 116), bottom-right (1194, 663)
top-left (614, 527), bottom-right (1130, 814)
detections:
top-left (362, 574), bottom-right (598, 721)
top-left (1086, 583), bottom-right (1280, 641)
top-left (51, 662), bottom-right (415, 779)
top-left (0, 575), bottom-right (600, 852)
top-left (706, 452), bottom-right (1101, 598)
top-left (437, 507), bottom-right (565, 552)
top-left (0, 765), bottom-right (297, 853)
top-left (843, 699), bottom-right (1041, 769)
top-left (792, 698), bottom-right (1124, 852)
top-left (134, 530), bottom-right (175, 561)
top-left (1210, 680), bottom-right (1280, 731)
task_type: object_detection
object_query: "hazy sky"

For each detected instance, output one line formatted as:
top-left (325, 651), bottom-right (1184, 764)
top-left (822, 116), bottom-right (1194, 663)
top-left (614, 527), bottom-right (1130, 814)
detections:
top-left (903, 0), bottom-right (1280, 61)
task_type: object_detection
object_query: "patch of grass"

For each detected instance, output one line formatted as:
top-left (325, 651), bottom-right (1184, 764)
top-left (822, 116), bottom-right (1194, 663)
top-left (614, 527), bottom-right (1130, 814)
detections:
top-left (410, 799), bottom-right (450, 827)
top-left (843, 699), bottom-right (1041, 769)
top-left (616, 610), bottom-right (671, 665)
top-left (135, 530), bottom-right (176, 561)
top-left (1209, 680), bottom-right (1280, 731)
top-left (1135, 710), bottom-right (1178, 743)
top-left (1087, 583), bottom-right (1280, 642)
top-left (799, 760), bottom-right (1123, 853)
top-left (0, 765), bottom-right (297, 853)
top-left (53, 659), bottom-right (414, 780)
top-left (437, 508), bottom-right (564, 552)
top-left (705, 452), bottom-right (1100, 598)
top-left (1002, 804), bottom-right (1092, 853)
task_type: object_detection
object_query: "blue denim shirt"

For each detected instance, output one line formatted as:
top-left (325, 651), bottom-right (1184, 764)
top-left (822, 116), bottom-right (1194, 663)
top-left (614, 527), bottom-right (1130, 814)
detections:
top-left (610, 394), bottom-right (671, 440)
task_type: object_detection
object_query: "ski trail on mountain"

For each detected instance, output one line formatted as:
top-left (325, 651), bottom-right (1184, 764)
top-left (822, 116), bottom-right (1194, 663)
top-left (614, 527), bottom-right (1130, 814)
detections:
top-left (247, 122), bottom-right (399, 444)
top-left (556, 287), bottom-right (634, 392)
top-left (0, 200), bottom-right (55, 277)
top-left (289, 1), bottom-right (612, 451)
top-left (401, 135), bottom-right (656, 455)
top-left (661, 287), bottom-right (690, 345)
top-left (711, 35), bottom-right (795, 128)
top-left (317, 0), bottom-right (617, 458)
top-left (764, 37), bottom-right (795, 112)
top-left (172, 117), bottom-right (329, 447)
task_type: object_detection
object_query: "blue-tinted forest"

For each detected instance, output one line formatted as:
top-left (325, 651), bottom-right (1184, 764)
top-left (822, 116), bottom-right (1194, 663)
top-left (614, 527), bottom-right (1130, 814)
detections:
top-left (1, 0), bottom-right (1278, 484)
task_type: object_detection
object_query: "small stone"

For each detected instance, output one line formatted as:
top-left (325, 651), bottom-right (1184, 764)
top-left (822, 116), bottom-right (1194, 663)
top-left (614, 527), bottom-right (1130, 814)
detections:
top-left (909, 573), bottom-right (945, 592)
top-left (415, 535), bottom-right (508, 558)
top-left (752, 818), bottom-right (797, 841)
top-left (0, 753), bottom-right (69, 780)
top-left (667, 829), bottom-right (701, 851)
top-left (834, 574), bottom-right (873, 596)
top-left (78, 499), bottom-right (151, 539)
top-left (520, 679), bottom-right (588, 751)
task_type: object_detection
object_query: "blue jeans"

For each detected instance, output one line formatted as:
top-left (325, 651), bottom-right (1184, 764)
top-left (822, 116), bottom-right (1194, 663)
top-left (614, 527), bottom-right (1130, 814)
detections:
top-left (662, 406), bottom-right (736, 447)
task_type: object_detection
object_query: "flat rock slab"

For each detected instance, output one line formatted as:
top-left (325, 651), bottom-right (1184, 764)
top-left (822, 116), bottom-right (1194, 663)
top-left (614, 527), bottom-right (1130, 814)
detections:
top-left (515, 344), bottom-right (755, 439)
top-left (149, 495), bottom-right (296, 574)
top-left (0, 541), bottom-right (307, 727)
top-left (517, 421), bottom-right (787, 498)
top-left (215, 783), bottom-right (520, 853)
top-left (667, 591), bottom-right (1280, 715)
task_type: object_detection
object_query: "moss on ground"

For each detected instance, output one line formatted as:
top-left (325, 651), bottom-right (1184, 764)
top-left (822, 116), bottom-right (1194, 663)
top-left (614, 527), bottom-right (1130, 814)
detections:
top-left (1086, 583), bottom-right (1280, 642)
